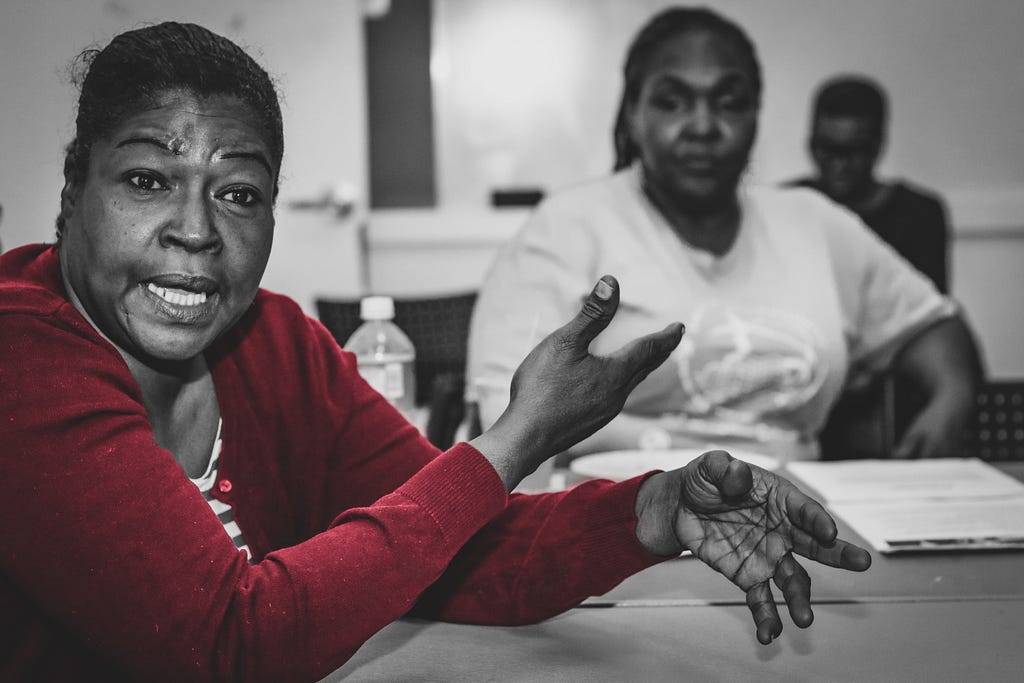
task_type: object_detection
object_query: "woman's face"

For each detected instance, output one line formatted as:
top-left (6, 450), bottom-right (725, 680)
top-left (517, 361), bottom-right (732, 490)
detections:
top-left (627, 29), bottom-right (759, 210)
top-left (59, 91), bottom-right (277, 364)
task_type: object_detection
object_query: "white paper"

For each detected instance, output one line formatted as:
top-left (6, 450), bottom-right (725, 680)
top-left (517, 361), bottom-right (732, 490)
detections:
top-left (785, 458), bottom-right (1024, 503)
top-left (830, 498), bottom-right (1024, 553)
top-left (785, 458), bottom-right (1024, 553)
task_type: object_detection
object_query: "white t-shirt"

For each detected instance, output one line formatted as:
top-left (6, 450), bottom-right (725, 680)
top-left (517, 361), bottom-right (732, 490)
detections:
top-left (467, 165), bottom-right (955, 460)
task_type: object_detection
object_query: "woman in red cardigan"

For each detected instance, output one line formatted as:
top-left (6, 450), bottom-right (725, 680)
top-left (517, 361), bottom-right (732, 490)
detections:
top-left (0, 21), bottom-right (869, 682)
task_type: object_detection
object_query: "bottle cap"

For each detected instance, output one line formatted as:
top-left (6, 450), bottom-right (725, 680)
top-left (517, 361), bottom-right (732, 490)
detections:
top-left (360, 295), bottom-right (395, 320)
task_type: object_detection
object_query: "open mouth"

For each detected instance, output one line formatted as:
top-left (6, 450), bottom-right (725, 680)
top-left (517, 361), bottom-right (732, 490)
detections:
top-left (141, 274), bottom-right (220, 314)
top-left (146, 283), bottom-right (208, 307)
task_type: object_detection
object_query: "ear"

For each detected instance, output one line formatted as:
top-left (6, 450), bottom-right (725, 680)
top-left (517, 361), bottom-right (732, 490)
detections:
top-left (623, 98), bottom-right (640, 141)
top-left (59, 178), bottom-right (78, 227)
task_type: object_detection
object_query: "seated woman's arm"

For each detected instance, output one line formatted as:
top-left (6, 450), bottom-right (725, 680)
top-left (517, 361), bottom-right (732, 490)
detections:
top-left (891, 314), bottom-right (984, 458)
top-left (820, 193), bottom-right (982, 459)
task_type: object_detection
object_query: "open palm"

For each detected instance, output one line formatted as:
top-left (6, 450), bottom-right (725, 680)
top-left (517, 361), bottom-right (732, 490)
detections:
top-left (673, 452), bottom-right (872, 643)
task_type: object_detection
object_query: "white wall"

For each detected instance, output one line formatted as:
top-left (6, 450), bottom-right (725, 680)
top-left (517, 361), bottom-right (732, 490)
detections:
top-left (432, 0), bottom-right (1024, 202)
top-left (409, 0), bottom-right (1024, 378)
top-left (0, 0), bottom-right (368, 312)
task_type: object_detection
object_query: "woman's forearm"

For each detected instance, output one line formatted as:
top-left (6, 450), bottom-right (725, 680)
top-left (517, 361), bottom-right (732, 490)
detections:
top-left (893, 314), bottom-right (984, 399)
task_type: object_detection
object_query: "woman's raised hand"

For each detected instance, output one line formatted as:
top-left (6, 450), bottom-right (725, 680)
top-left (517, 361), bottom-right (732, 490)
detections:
top-left (471, 276), bottom-right (684, 490)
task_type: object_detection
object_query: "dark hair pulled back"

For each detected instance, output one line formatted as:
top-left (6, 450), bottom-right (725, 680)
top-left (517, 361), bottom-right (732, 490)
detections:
top-left (57, 21), bottom-right (284, 237)
top-left (611, 6), bottom-right (762, 171)
top-left (812, 75), bottom-right (888, 132)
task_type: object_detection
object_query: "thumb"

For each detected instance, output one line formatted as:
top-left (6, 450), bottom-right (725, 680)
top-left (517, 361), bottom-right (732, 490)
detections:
top-left (558, 275), bottom-right (621, 351)
top-left (698, 450), bottom-right (754, 501)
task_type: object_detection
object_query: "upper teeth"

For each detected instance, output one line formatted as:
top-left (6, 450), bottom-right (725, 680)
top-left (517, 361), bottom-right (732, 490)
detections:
top-left (147, 283), bottom-right (208, 307)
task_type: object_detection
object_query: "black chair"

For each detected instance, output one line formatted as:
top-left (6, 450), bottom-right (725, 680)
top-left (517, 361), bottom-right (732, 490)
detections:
top-left (316, 292), bottom-right (478, 449)
top-left (821, 375), bottom-right (1024, 462)
top-left (962, 380), bottom-right (1024, 461)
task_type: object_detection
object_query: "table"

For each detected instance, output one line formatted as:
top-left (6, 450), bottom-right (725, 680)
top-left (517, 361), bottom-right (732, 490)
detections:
top-left (326, 601), bottom-right (1023, 681)
top-left (323, 462), bottom-right (1024, 682)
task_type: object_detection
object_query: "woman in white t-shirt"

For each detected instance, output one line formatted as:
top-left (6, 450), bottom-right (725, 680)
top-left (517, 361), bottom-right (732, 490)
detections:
top-left (468, 6), bottom-right (981, 462)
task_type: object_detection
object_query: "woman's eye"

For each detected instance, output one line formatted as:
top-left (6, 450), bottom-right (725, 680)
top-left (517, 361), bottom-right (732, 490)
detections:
top-left (716, 90), bottom-right (753, 112)
top-left (219, 187), bottom-right (261, 207)
top-left (651, 92), bottom-right (688, 112)
top-left (126, 172), bottom-right (167, 192)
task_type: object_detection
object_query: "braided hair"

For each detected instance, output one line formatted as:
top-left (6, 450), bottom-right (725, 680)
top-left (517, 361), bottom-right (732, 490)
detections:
top-left (57, 22), bottom-right (284, 238)
top-left (611, 6), bottom-right (762, 171)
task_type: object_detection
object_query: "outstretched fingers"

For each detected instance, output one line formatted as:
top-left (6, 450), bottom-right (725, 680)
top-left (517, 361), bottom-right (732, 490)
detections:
top-left (784, 490), bottom-right (872, 571)
top-left (785, 489), bottom-right (838, 545)
top-left (791, 529), bottom-right (873, 572)
top-left (773, 554), bottom-right (814, 628)
top-left (746, 582), bottom-right (783, 645)
top-left (610, 322), bottom-right (685, 390)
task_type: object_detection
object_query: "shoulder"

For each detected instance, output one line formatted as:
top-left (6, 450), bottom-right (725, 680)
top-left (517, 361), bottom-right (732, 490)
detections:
top-left (746, 183), bottom-right (856, 225)
top-left (890, 180), bottom-right (948, 212)
top-left (222, 289), bottom-right (337, 355)
top-left (0, 244), bottom-right (119, 361)
top-left (0, 243), bottom-right (68, 317)
top-left (212, 288), bottom-right (356, 382)
top-left (746, 184), bottom-right (885, 260)
top-left (536, 169), bottom-right (640, 220)
top-left (780, 175), bottom-right (819, 191)
top-left (518, 169), bottom-right (646, 246)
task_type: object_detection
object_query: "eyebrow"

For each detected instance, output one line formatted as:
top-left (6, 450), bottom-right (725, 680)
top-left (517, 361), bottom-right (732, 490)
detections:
top-left (114, 137), bottom-right (274, 178)
top-left (116, 136), bottom-right (173, 152)
top-left (652, 71), bottom-right (751, 91)
top-left (219, 151), bottom-right (275, 179)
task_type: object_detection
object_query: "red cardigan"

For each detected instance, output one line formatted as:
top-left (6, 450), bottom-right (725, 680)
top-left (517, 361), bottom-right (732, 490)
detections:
top-left (0, 244), bottom-right (667, 682)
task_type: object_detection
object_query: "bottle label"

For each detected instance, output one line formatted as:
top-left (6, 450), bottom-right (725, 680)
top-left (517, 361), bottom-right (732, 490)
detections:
top-left (359, 362), bottom-right (406, 400)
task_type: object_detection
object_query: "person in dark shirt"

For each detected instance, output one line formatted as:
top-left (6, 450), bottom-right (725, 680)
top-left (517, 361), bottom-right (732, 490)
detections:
top-left (790, 75), bottom-right (951, 293)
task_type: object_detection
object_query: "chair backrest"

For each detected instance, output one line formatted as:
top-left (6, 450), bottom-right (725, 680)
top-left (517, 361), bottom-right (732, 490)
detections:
top-left (821, 376), bottom-right (1024, 462)
top-left (316, 292), bottom-right (478, 408)
top-left (963, 380), bottom-right (1024, 461)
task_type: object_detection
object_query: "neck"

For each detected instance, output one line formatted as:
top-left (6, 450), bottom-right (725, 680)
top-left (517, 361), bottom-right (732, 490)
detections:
top-left (641, 177), bottom-right (741, 256)
top-left (58, 258), bottom-right (209, 415)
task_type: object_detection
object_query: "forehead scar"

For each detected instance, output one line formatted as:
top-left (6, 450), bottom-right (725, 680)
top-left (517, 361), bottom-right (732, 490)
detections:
top-left (167, 135), bottom-right (189, 155)
top-left (167, 122), bottom-right (197, 155)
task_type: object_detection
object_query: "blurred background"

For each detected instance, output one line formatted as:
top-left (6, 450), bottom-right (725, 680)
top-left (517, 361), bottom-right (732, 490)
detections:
top-left (1, 0), bottom-right (1022, 377)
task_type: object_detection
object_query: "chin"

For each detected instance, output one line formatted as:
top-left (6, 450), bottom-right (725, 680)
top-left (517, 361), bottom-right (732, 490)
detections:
top-left (678, 186), bottom-right (734, 211)
top-left (134, 333), bottom-right (214, 365)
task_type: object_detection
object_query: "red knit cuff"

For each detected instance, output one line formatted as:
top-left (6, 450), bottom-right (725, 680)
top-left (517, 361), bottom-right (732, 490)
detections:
top-left (395, 442), bottom-right (509, 553)
top-left (569, 472), bottom-right (675, 589)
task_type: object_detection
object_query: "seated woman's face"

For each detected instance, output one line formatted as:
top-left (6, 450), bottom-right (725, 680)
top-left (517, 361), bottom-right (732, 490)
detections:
top-left (59, 91), bottom-right (277, 363)
top-left (627, 29), bottom-right (759, 209)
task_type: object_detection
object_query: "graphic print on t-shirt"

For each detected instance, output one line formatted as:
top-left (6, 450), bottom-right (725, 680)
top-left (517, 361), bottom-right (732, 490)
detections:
top-left (673, 303), bottom-right (828, 432)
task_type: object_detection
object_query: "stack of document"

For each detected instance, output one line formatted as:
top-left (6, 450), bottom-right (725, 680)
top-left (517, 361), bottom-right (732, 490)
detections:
top-left (786, 458), bottom-right (1024, 554)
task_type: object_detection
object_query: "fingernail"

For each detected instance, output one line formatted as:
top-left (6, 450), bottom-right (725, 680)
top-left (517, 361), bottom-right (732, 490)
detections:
top-left (593, 279), bottom-right (613, 300)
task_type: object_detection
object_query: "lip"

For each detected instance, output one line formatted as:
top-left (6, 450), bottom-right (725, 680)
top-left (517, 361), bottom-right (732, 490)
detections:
top-left (676, 155), bottom-right (718, 173)
top-left (146, 273), bottom-right (221, 295)
top-left (140, 274), bottom-right (221, 324)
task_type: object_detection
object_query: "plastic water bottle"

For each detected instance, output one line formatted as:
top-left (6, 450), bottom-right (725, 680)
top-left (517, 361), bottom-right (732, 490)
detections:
top-left (344, 296), bottom-right (417, 416)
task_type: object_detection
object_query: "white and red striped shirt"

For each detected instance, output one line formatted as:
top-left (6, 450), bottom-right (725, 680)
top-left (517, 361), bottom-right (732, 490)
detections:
top-left (188, 421), bottom-right (252, 561)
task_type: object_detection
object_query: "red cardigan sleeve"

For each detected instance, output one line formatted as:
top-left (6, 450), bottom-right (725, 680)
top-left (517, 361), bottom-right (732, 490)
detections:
top-left (282, 308), bottom-right (670, 625)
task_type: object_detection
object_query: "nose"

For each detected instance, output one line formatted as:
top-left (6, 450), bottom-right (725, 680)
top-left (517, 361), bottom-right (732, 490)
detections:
top-left (683, 99), bottom-right (717, 138)
top-left (159, 189), bottom-right (222, 254)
